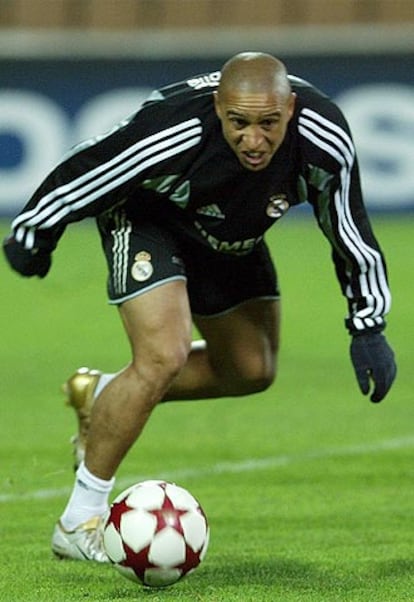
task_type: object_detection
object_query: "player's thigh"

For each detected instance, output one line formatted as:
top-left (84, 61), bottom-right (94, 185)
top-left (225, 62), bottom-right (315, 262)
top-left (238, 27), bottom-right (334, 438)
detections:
top-left (98, 206), bottom-right (193, 370)
top-left (119, 280), bottom-right (193, 374)
top-left (194, 298), bottom-right (281, 384)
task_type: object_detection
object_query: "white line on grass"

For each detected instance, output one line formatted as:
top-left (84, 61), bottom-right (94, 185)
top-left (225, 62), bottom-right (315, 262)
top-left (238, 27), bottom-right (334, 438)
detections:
top-left (1, 434), bottom-right (414, 504)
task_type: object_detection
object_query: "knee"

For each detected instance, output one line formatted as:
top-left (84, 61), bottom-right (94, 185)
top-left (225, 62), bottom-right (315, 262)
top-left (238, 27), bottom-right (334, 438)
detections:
top-left (216, 353), bottom-right (277, 396)
top-left (131, 336), bottom-right (191, 389)
top-left (157, 340), bottom-right (191, 379)
top-left (240, 362), bottom-right (276, 394)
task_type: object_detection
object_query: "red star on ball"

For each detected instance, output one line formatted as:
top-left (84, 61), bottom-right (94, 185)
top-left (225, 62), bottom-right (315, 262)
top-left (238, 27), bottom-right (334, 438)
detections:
top-left (149, 492), bottom-right (188, 535)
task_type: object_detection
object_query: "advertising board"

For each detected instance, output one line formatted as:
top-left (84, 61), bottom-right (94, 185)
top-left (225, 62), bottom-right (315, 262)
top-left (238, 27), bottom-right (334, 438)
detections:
top-left (1, 53), bottom-right (413, 214)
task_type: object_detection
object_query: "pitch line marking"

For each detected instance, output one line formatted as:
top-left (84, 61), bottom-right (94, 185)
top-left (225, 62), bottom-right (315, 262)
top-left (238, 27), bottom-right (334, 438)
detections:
top-left (1, 434), bottom-right (414, 504)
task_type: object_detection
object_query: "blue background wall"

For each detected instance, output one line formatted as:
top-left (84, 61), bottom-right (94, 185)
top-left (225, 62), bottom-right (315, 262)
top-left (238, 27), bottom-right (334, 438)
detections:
top-left (1, 52), bottom-right (413, 215)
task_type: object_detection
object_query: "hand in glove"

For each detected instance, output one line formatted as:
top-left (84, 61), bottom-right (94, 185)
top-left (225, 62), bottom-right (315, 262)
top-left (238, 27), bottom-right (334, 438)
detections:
top-left (350, 332), bottom-right (396, 403)
top-left (3, 235), bottom-right (51, 278)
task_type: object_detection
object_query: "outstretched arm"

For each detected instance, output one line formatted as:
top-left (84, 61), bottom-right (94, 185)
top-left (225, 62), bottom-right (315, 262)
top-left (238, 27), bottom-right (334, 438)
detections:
top-left (300, 102), bottom-right (396, 401)
top-left (3, 111), bottom-right (202, 277)
top-left (314, 160), bottom-right (396, 402)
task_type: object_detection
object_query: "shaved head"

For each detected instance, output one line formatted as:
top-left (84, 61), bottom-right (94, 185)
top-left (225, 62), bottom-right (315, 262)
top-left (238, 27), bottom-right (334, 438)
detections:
top-left (218, 52), bottom-right (291, 100)
top-left (214, 52), bottom-right (296, 171)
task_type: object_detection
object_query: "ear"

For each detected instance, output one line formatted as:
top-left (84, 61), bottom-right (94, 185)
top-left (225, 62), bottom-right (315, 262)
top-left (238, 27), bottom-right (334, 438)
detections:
top-left (287, 92), bottom-right (296, 120)
top-left (213, 91), bottom-right (222, 120)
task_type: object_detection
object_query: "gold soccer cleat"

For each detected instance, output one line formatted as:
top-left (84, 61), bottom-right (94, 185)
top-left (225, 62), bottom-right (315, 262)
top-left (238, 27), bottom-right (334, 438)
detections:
top-left (52, 516), bottom-right (108, 562)
top-left (63, 367), bottom-right (101, 470)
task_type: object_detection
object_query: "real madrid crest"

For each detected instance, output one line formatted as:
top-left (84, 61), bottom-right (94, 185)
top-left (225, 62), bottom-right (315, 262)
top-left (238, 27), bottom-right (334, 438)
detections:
top-left (266, 194), bottom-right (290, 219)
top-left (131, 251), bottom-right (154, 282)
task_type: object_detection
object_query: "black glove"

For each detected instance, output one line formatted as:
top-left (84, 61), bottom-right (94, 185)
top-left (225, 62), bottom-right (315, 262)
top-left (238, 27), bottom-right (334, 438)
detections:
top-left (3, 235), bottom-right (51, 278)
top-left (350, 332), bottom-right (396, 403)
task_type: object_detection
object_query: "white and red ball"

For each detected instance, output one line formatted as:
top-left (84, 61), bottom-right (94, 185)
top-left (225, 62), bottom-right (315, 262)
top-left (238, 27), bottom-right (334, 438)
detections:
top-left (103, 480), bottom-right (209, 587)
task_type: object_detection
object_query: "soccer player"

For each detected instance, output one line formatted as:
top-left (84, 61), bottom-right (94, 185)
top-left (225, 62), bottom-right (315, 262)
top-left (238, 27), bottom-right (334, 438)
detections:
top-left (3, 52), bottom-right (396, 561)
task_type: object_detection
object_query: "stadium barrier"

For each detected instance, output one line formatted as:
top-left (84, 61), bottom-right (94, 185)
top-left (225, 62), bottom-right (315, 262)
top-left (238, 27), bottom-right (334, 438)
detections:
top-left (0, 25), bottom-right (413, 215)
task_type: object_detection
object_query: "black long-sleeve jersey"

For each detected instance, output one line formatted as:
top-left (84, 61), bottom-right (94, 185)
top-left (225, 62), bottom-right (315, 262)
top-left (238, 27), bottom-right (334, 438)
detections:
top-left (10, 70), bottom-right (391, 334)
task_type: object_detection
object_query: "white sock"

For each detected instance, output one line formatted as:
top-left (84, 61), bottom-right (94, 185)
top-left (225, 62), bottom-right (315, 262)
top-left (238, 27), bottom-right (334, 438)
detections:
top-left (191, 339), bottom-right (207, 351)
top-left (94, 373), bottom-right (117, 399)
top-left (60, 462), bottom-right (115, 531)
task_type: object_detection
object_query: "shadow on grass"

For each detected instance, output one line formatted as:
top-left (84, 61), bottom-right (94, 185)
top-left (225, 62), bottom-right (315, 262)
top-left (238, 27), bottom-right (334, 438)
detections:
top-left (44, 556), bottom-right (414, 600)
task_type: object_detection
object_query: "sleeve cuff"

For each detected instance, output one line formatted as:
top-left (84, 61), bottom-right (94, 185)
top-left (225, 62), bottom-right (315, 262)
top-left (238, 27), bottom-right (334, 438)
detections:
top-left (345, 316), bottom-right (386, 336)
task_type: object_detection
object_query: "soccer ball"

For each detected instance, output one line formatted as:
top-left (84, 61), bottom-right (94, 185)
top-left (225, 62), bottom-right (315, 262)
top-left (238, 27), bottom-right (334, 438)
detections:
top-left (103, 480), bottom-right (209, 587)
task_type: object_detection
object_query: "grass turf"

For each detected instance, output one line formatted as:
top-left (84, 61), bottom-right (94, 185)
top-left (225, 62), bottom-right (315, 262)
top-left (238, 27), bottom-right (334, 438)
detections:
top-left (0, 215), bottom-right (413, 601)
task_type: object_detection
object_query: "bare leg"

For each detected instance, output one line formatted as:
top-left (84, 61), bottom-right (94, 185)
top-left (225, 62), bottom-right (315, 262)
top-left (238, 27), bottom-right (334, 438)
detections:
top-left (164, 298), bottom-right (281, 399)
top-left (57, 292), bottom-right (280, 555)
top-left (85, 296), bottom-right (279, 479)
top-left (85, 280), bottom-right (193, 480)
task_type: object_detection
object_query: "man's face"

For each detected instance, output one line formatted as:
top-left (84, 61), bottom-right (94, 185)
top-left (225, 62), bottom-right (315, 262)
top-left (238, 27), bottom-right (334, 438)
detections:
top-left (214, 89), bottom-right (296, 171)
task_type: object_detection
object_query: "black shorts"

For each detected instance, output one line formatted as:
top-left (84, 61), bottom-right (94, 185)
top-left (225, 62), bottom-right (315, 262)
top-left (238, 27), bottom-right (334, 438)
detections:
top-left (97, 209), bottom-right (280, 316)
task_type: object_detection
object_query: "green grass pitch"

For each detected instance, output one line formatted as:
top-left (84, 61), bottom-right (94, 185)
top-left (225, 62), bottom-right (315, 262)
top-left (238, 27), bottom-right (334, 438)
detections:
top-left (0, 215), bottom-right (413, 601)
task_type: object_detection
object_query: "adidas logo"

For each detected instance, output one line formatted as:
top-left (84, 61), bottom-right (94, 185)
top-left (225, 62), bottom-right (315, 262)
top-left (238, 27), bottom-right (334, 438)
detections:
top-left (196, 203), bottom-right (225, 219)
